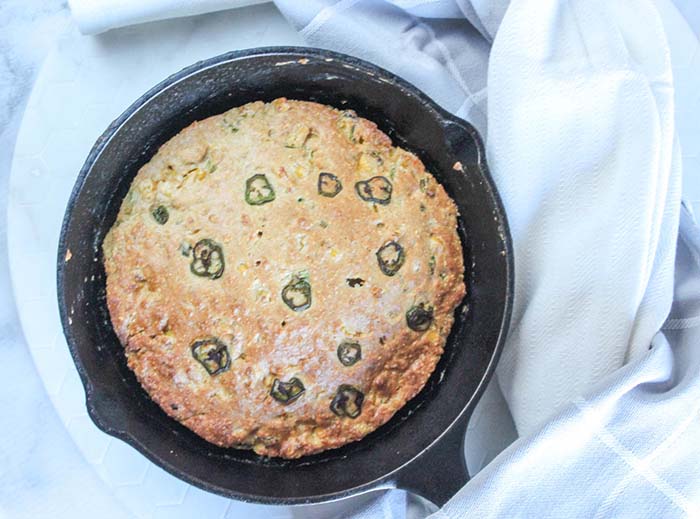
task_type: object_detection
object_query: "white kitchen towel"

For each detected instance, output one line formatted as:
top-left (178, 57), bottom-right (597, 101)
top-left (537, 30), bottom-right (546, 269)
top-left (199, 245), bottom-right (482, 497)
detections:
top-left (276, 0), bottom-right (495, 135)
top-left (67, 0), bottom-right (267, 34)
top-left (426, 206), bottom-right (700, 518)
top-left (274, 0), bottom-right (681, 440)
top-left (485, 0), bottom-right (681, 436)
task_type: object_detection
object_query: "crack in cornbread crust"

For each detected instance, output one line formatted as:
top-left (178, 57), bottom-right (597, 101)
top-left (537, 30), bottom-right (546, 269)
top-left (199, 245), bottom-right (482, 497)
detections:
top-left (103, 99), bottom-right (466, 458)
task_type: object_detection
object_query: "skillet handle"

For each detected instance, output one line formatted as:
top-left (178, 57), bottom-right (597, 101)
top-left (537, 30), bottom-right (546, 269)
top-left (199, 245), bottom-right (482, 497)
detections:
top-left (392, 411), bottom-right (470, 508)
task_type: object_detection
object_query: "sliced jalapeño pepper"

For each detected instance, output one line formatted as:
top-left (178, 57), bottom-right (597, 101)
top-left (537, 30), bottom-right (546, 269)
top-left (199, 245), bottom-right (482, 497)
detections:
top-left (191, 337), bottom-right (230, 375)
top-left (376, 240), bottom-right (405, 276)
top-left (151, 205), bottom-right (169, 224)
top-left (406, 303), bottom-right (434, 332)
top-left (318, 172), bottom-right (343, 197)
top-left (281, 275), bottom-right (311, 312)
top-left (355, 176), bottom-right (392, 205)
top-left (270, 377), bottom-right (305, 404)
top-left (245, 174), bottom-right (275, 205)
top-left (337, 341), bottom-right (362, 366)
top-left (190, 239), bottom-right (225, 279)
top-left (330, 385), bottom-right (364, 418)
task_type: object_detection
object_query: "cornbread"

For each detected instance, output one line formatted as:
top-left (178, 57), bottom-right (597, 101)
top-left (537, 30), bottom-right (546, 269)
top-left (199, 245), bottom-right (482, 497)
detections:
top-left (102, 98), bottom-right (466, 458)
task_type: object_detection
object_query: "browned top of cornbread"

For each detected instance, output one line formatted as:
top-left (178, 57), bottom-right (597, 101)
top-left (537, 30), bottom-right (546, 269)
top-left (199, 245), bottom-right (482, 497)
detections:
top-left (102, 98), bottom-right (465, 458)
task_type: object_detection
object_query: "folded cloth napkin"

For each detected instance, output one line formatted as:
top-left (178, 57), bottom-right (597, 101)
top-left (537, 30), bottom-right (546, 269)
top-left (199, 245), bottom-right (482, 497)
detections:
top-left (67, 0), bottom-right (267, 34)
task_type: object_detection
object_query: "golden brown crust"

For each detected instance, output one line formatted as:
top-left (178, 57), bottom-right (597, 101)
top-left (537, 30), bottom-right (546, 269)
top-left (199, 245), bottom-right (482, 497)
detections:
top-left (103, 99), bottom-right (465, 458)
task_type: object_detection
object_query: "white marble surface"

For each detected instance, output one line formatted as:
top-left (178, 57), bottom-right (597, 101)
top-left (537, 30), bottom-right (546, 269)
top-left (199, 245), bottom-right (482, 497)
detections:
top-left (0, 2), bottom-right (118, 518)
top-left (1, 1), bottom-right (699, 518)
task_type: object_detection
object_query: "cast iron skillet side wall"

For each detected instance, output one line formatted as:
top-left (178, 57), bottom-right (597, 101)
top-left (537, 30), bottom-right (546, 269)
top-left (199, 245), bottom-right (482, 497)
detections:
top-left (57, 47), bottom-right (513, 507)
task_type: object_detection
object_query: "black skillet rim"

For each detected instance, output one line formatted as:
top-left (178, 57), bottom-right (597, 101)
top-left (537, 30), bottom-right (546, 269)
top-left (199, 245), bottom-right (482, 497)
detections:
top-left (56, 46), bottom-right (514, 505)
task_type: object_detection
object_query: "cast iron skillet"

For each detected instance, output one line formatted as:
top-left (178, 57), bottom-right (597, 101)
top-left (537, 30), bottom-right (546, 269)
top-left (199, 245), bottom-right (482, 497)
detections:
top-left (57, 47), bottom-right (512, 507)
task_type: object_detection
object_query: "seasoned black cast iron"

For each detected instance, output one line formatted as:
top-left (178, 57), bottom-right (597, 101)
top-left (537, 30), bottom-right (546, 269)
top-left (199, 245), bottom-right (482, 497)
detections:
top-left (57, 47), bottom-right (513, 507)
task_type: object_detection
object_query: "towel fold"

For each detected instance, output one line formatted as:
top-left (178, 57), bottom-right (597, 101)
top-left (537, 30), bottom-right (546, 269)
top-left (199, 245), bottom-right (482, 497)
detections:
top-left (68, 0), bottom-right (267, 34)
